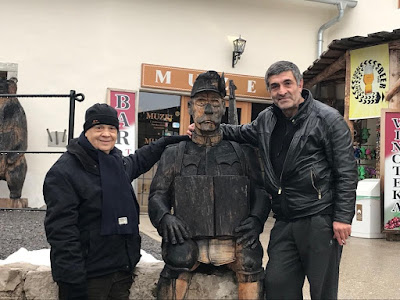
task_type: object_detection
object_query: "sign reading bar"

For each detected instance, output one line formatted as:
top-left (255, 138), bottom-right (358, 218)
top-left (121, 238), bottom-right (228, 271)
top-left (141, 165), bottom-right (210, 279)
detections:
top-left (382, 109), bottom-right (400, 232)
top-left (107, 88), bottom-right (136, 156)
top-left (141, 64), bottom-right (270, 100)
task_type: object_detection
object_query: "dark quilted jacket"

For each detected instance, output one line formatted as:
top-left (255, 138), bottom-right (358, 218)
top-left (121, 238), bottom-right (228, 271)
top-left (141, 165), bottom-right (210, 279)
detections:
top-left (43, 136), bottom-right (187, 284)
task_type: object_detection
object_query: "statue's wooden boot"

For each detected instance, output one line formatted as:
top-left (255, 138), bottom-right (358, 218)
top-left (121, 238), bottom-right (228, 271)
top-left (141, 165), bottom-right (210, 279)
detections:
top-left (156, 277), bottom-right (175, 300)
top-left (238, 281), bottom-right (263, 300)
top-left (157, 272), bottom-right (192, 300)
top-left (174, 272), bottom-right (192, 300)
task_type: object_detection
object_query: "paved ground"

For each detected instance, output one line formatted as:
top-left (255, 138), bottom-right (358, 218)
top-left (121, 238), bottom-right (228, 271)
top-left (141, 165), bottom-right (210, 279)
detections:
top-left (0, 209), bottom-right (161, 261)
top-left (139, 214), bottom-right (400, 300)
top-left (1, 209), bottom-right (400, 299)
top-left (0, 209), bottom-right (49, 259)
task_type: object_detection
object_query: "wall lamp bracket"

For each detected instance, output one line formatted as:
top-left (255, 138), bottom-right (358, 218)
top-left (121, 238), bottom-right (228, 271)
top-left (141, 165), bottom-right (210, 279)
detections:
top-left (232, 35), bottom-right (246, 68)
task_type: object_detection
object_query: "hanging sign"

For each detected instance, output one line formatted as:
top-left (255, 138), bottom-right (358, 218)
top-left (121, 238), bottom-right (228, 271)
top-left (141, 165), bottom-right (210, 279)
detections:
top-left (141, 63), bottom-right (270, 100)
top-left (107, 88), bottom-right (137, 156)
top-left (382, 109), bottom-right (400, 232)
top-left (349, 44), bottom-right (389, 120)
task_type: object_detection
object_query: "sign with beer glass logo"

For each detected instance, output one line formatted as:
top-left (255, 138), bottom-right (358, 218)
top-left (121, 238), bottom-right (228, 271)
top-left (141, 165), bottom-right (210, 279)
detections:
top-left (349, 44), bottom-right (389, 119)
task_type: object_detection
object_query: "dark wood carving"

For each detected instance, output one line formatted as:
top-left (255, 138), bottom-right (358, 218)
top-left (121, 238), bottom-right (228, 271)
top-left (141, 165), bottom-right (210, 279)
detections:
top-left (174, 175), bottom-right (249, 238)
top-left (174, 176), bottom-right (214, 237)
top-left (214, 176), bottom-right (249, 236)
top-left (0, 78), bottom-right (27, 199)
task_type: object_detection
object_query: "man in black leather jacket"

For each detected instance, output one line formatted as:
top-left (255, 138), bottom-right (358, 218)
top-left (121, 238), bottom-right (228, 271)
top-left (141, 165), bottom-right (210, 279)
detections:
top-left (218, 61), bottom-right (358, 299)
top-left (44, 103), bottom-right (188, 300)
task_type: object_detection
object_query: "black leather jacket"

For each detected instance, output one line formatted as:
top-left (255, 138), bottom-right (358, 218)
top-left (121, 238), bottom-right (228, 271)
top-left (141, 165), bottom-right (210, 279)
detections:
top-left (221, 90), bottom-right (357, 224)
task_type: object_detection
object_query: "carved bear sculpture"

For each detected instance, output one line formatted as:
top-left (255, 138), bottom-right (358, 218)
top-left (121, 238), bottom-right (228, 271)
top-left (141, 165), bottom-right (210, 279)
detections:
top-left (0, 78), bottom-right (27, 199)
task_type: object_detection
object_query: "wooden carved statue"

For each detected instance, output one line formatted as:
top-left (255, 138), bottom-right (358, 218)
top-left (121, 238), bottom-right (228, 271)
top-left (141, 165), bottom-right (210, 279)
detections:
top-left (148, 71), bottom-right (270, 299)
top-left (0, 78), bottom-right (27, 199)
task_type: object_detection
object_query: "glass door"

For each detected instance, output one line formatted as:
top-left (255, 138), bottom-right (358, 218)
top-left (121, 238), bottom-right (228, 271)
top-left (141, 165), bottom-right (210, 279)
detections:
top-left (136, 92), bottom-right (181, 212)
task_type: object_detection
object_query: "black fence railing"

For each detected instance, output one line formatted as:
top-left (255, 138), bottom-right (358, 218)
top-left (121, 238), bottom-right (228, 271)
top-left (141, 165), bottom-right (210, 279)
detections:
top-left (0, 90), bottom-right (85, 154)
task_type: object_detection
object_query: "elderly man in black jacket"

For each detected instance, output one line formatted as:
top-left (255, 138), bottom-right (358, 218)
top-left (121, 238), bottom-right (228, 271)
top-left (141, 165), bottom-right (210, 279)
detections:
top-left (197, 61), bottom-right (357, 299)
top-left (44, 103), bottom-right (188, 300)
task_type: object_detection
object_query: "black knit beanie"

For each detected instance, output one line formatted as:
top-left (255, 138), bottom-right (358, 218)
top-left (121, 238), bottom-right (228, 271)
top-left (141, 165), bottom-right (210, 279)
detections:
top-left (83, 103), bottom-right (119, 132)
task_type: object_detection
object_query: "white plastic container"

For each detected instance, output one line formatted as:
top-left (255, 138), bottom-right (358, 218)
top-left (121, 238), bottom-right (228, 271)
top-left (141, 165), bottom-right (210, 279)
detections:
top-left (351, 178), bottom-right (384, 238)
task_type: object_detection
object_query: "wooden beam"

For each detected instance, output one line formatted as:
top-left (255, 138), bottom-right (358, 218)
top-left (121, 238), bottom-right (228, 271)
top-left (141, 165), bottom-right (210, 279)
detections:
top-left (388, 47), bottom-right (400, 108)
top-left (386, 78), bottom-right (400, 103)
top-left (179, 96), bottom-right (190, 135)
top-left (304, 55), bottom-right (346, 89)
top-left (389, 40), bottom-right (400, 51)
top-left (322, 71), bottom-right (346, 82)
top-left (344, 51), bottom-right (353, 140)
top-left (318, 79), bottom-right (345, 87)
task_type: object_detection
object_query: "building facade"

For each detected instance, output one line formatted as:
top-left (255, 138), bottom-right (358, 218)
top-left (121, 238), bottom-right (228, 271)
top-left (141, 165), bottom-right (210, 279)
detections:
top-left (1, 0), bottom-right (399, 207)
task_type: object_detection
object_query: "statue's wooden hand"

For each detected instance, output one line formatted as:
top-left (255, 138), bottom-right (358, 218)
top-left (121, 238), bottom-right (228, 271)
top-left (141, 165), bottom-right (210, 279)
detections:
top-left (159, 214), bottom-right (190, 245)
top-left (235, 216), bottom-right (263, 249)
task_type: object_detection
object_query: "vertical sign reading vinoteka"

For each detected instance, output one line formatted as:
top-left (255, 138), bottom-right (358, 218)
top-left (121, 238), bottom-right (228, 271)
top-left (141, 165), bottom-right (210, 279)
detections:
top-left (107, 88), bottom-right (136, 156)
top-left (383, 110), bottom-right (400, 231)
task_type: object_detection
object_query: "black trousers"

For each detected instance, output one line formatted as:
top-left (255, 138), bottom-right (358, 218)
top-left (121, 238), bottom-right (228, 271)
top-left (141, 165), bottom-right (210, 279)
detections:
top-left (264, 215), bottom-right (342, 300)
top-left (58, 271), bottom-right (133, 300)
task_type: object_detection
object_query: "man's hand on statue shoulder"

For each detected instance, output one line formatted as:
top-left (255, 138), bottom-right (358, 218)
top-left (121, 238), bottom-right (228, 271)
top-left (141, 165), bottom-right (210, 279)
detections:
top-left (235, 216), bottom-right (263, 249)
top-left (186, 123), bottom-right (195, 138)
top-left (333, 221), bottom-right (351, 246)
top-left (159, 214), bottom-right (191, 244)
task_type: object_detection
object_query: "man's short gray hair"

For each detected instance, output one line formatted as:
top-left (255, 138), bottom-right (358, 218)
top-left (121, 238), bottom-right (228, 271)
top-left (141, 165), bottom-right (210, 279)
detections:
top-left (265, 61), bottom-right (303, 91)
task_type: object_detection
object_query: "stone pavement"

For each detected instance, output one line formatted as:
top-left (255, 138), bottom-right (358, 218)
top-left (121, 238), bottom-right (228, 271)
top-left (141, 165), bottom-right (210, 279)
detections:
top-left (139, 214), bottom-right (400, 299)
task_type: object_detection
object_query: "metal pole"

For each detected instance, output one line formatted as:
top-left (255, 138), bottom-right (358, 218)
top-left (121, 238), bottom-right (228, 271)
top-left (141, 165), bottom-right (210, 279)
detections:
top-left (68, 90), bottom-right (76, 143)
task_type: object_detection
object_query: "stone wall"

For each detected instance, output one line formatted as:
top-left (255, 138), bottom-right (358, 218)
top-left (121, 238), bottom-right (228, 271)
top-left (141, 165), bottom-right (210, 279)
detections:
top-left (0, 262), bottom-right (238, 299)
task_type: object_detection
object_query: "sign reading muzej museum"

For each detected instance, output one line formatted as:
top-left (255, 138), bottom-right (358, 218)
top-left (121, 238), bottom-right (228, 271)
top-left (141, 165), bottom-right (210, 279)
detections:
top-left (382, 109), bottom-right (400, 232)
top-left (107, 88), bottom-right (136, 156)
top-left (349, 44), bottom-right (389, 120)
top-left (141, 63), bottom-right (270, 100)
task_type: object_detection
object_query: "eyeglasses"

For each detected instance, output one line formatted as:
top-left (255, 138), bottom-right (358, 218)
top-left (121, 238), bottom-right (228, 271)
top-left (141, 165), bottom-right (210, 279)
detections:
top-left (193, 98), bottom-right (222, 107)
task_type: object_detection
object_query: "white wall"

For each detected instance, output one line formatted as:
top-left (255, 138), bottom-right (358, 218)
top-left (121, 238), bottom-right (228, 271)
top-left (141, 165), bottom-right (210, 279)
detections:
top-left (321, 0), bottom-right (400, 55)
top-left (0, 0), bottom-right (394, 207)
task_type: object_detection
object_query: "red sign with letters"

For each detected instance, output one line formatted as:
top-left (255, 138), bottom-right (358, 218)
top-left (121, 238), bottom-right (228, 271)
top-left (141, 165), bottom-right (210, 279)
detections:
top-left (107, 88), bottom-right (136, 156)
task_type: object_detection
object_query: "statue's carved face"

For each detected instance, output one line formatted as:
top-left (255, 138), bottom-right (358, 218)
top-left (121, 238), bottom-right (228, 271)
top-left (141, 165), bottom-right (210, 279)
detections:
top-left (189, 91), bottom-right (225, 133)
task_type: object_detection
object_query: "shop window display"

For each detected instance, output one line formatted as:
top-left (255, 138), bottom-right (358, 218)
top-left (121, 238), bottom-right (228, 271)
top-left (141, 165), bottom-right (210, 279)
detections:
top-left (353, 119), bottom-right (378, 181)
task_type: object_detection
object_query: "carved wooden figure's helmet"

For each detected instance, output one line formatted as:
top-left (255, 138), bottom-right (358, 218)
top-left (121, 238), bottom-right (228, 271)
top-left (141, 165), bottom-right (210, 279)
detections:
top-left (191, 71), bottom-right (226, 98)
